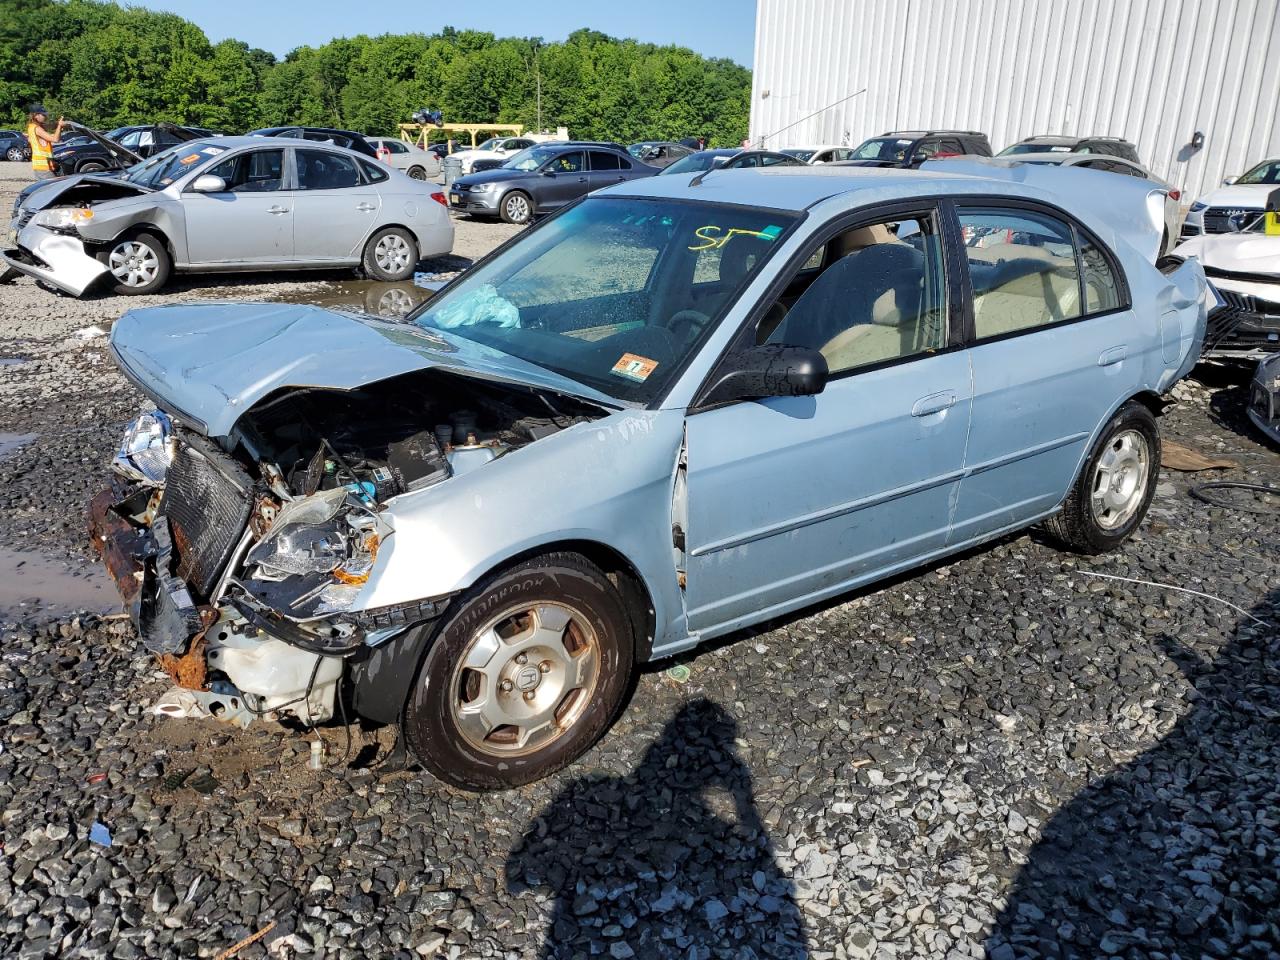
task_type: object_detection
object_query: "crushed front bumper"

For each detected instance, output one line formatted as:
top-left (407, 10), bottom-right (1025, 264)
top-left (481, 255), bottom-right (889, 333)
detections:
top-left (1202, 278), bottom-right (1280, 361)
top-left (1247, 353), bottom-right (1280, 446)
top-left (2, 221), bottom-right (108, 297)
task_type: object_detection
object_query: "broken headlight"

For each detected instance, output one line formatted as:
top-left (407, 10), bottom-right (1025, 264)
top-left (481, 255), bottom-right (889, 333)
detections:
top-left (112, 410), bottom-right (174, 485)
top-left (241, 487), bottom-right (382, 620)
top-left (32, 207), bottom-right (95, 231)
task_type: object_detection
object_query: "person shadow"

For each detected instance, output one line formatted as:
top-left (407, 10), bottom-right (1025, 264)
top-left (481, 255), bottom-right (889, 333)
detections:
top-left (986, 588), bottom-right (1279, 959)
top-left (507, 698), bottom-right (810, 959)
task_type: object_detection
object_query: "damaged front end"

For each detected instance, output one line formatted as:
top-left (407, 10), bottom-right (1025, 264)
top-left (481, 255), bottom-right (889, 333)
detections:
top-left (1248, 352), bottom-right (1280, 446)
top-left (90, 367), bottom-right (600, 728)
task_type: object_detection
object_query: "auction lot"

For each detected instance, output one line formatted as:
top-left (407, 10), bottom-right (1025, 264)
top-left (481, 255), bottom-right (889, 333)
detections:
top-left (1, 153), bottom-right (1278, 960)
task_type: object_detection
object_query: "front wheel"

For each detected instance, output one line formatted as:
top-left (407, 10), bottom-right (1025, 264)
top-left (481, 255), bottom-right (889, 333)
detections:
top-left (362, 227), bottom-right (417, 281)
top-left (499, 190), bottom-right (533, 225)
top-left (96, 233), bottom-right (170, 295)
top-left (404, 553), bottom-right (635, 791)
top-left (80, 161), bottom-right (106, 173)
top-left (1044, 400), bottom-right (1160, 553)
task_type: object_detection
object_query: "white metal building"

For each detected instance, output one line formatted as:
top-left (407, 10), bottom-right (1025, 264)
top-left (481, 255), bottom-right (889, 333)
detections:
top-left (749, 0), bottom-right (1280, 200)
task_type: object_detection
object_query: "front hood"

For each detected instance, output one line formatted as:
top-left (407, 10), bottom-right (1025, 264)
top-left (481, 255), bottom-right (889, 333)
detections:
top-left (65, 122), bottom-right (142, 166)
top-left (1196, 184), bottom-right (1276, 209)
top-left (454, 168), bottom-right (528, 187)
top-left (17, 173), bottom-right (151, 213)
top-left (110, 302), bottom-right (621, 437)
top-left (1175, 234), bottom-right (1280, 277)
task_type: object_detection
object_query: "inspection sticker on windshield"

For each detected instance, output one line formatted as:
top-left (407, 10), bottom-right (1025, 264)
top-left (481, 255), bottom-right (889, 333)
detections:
top-left (201, 147), bottom-right (225, 156)
top-left (611, 353), bottom-right (659, 383)
top-left (179, 153), bottom-right (201, 165)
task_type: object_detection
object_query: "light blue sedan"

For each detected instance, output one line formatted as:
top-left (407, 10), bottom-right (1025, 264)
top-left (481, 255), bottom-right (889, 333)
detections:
top-left (94, 164), bottom-right (1207, 790)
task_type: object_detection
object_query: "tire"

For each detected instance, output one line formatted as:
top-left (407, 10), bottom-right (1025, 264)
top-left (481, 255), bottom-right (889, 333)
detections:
top-left (1044, 400), bottom-right (1160, 554)
top-left (96, 232), bottom-right (170, 295)
top-left (499, 190), bottom-right (533, 225)
top-left (5, 147), bottom-right (22, 163)
top-left (406, 165), bottom-right (427, 180)
top-left (80, 161), bottom-right (106, 173)
top-left (362, 226), bottom-right (417, 282)
top-left (404, 552), bottom-right (635, 791)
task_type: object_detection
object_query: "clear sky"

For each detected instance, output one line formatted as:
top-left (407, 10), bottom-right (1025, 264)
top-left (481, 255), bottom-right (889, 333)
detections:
top-left (126, 0), bottom-right (759, 66)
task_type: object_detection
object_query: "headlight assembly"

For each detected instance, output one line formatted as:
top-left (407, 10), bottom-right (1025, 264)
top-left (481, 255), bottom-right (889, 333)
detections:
top-left (470, 182), bottom-right (496, 194)
top-left (1189, 201), bottom-right (1209, 213)
top-left (33, 207), bottom-right (95, 231)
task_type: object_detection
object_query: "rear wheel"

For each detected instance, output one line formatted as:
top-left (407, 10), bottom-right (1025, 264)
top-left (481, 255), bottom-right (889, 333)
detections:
top-left (362, 227), bottom-right (417, 281)
top-left (404, 553), bottom-right (635, 791)
top-left (406, 165), bottom-right (427, 180)
top-left (500, 190), bottom-right (533, 225)
top-left (1044, 400), bottom-right (1160, 553)
top-left (80, 161), bottom-right (106, 173)
top-left (97, 233), bottom-right (170, 295)
top-left (4, 147), bottom-right (23, 163)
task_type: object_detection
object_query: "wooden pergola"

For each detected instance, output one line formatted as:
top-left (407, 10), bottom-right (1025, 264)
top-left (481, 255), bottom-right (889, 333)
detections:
top-left (398, 123), bottom-right (524, 153)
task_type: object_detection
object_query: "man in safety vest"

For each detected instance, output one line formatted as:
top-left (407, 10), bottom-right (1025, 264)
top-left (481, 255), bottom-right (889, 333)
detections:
top-left (26, 105), bottom-right (65, 180)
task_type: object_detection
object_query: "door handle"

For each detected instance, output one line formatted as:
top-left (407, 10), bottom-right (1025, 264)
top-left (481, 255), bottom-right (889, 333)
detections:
top-left (356, 202), bottom-right (377, 212)
top-left (1098, 345), bottom-right (1127, 366)
top-left (267, 205), bottom-right (289, 215)
top-left (911, 391), bottom-right (958, 417)
top-left (577, 176), bottom-right (588, 182)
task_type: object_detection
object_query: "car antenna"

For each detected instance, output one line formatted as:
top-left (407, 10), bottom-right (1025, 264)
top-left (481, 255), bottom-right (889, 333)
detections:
top-left (689, 168), bottom-right (714, 187)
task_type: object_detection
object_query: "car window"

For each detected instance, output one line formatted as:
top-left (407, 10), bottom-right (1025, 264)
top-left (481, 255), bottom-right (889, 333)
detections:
top-left (759, 153), bottom-right (792, 166)
top-left (388, 141), bottom-right (408, 154)
top-left (547, 151), bottom-right (584, 173)
top-left (1078, 233), bottom-right (1122, 313)
top-left (589, 151), bottom-right (622, 171)
top-left (764, 214), bottom-right (948, 374)
top-left (296, 148), bottom-right (361, 190)
top-left (117, 131), bottom-right (142, 149)
top-left (513, 139), bottom-right (534, 150)
top-left (959, 207), bottom-right (1089, 338)
top-left (205, 149), bottom-right (284, 193)
top-left (359, 158), bottom-right (389, 183)
top-left (852, 138), bottom-right (913, 162)
top-left (1237, 160), bottom-right (1280, 185)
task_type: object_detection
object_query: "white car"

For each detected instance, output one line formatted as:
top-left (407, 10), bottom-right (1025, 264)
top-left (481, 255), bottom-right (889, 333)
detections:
top-left (367, 138), bottom-right (441, 181)
top-left (780, 145), bottom-right (856, 164)
top-left (1181, 158), bottom-right (1280, 238)
top-left (446, 136), bottom-right (541, 176)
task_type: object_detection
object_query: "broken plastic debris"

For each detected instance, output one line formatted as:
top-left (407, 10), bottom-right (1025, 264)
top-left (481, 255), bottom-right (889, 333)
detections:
top-left (85, 772), bottom-right (107, 785)
top-left (88, 822), bottom-right (112, 846)
top-left (665, 664), bottom-right (692, 683)
top-left (308, 739), bottom-right (324, 770)
top-left (73, 324), bottom-right (109, 339)
top-left (113, 410), bottom-right (173, 484)
top-left (153, 686), bottom-right (207, 719)
top-left (430, 283), bottom-right (519, 329)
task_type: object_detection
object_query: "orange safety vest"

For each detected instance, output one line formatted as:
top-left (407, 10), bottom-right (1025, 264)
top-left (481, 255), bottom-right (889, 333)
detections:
top-left (27, 122), bottom-right (53, 171)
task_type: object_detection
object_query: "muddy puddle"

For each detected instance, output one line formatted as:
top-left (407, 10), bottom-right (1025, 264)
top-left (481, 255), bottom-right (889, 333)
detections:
top-left (275, 276), bottom-right (443, 320)
top-left (0, 432), bottom-right (37, 459)
top-left (0, 547), bottom-right (119, 622)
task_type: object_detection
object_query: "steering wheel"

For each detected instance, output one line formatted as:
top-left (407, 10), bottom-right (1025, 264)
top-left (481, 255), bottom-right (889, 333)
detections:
top-left (664, 309), bottom-right (712, 341)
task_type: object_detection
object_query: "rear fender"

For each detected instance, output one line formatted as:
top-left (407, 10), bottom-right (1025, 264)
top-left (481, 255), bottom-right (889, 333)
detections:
top-left (1155, 258), bottom-right (1209, 387)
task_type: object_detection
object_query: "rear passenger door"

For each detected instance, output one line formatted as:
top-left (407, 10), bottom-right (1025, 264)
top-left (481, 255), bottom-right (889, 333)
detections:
top-left (587, 150), bottom-right (629, 190)
top-left (948, 203), bottom-right (1138, 544)
top-left (291, 147), bottom-right (380, 260)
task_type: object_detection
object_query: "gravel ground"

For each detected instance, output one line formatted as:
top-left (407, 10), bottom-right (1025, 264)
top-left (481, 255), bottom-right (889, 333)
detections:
top-left (1, 159), bottom-right (1278, 960)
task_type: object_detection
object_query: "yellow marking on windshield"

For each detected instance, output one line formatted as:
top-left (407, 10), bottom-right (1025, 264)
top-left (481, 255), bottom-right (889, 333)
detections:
top-left (688, 225), bottom-right (777, 251)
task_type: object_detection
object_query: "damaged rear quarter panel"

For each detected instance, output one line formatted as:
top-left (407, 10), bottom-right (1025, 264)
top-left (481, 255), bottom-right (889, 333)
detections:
top-left (358, 408), bottom-right (689, 659)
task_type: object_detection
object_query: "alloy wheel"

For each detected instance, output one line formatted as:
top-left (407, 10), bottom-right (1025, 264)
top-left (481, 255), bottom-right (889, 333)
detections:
top-left (449, 601), bottom-right (601, 757)
top-left (504, 194), bottom-right (530, 223)
top-left (1090, 429), bottom-right (1150, 530)
top-left (108, 241), bottom-right (160, 289)
top-left (374, 234), bottom-right (412, 274)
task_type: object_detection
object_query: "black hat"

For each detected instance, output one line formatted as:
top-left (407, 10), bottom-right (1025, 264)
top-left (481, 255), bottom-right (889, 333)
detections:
top-left (28, 104), bottom-right (48, 115)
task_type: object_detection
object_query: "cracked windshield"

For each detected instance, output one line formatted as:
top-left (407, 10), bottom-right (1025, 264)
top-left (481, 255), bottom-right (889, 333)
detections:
top-left (413, 197), bottom-right (796, 402)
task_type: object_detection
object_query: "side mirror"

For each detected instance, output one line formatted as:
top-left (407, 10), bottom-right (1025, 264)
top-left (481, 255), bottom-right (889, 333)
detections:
top-left (701, 344), bottom-right (829, 406)
top-left (540, 168), bottom-right (556, 176)
top-left (191, 174), bottom-right (227, 193)
top-left (1223, 176), bottom-right (1237, 186)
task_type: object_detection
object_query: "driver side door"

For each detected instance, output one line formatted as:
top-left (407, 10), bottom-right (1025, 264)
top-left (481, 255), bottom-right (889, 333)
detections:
top-left (537, 151), bottom-right (588, 210)
top-left (682, 205), bottom-right (974, 636)
top-left (182, 147), bottom-right (293, 265)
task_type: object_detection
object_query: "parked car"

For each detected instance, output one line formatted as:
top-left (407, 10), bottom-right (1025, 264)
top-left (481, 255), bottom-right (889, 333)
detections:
top-left (50, 122), bottom-right (213, 175)
top-left (978, 151), bottom-right (1181, 253)
top-left (780, 144), bottom-right (857, 164)
top-left (627, 141), bottom-right (697, 169)
top-left (0, 129), bottom-right (31, 163)
top-left (448, 142), bottom-right (657, 224)
top-left (249, 126), bottom-right (379, 159)
top-left (366, 137), bottom-right (442, 180)
top-left (838, 130), bottom-right (994, 167)
top-left (87, 165), bottom-right (1206, 790)
top-left (659, 149), bottom-right (804, 176)
top-left (3, 136), bottom-right (453, 296)
top-left (472, 142), bottom-right (626, 175)
top-left (444, 136), bottom-right (541, 177)
top-left (999, 135), bottom-right (1142, 164)
top-left (1173, 188), bottom-right (1280, 362)
top-left (1180, 157), bottom-right (1280, 237)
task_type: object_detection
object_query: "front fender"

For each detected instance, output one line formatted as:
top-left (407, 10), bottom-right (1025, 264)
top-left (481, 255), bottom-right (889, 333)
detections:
top-left (356, 408), bottom-right (688, 659)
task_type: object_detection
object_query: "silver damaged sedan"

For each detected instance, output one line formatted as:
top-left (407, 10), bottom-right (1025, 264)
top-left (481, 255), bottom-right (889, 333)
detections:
top-left (3, 136), bottom-right (454, 296)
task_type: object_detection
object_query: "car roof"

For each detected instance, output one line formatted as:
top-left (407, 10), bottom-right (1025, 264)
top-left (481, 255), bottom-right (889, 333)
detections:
top-left (189, 135), bottom-right (367, 153)
top-left (599, 165), bottom-right (1039, 212)
top-left (875, 130), bottom-right (987, 138)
